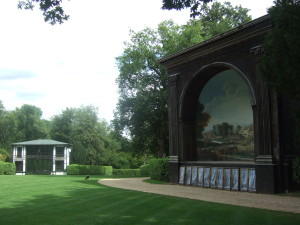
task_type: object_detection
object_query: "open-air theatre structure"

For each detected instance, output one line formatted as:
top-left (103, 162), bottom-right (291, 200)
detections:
top-left (160, 15), bottom-right (300, 194)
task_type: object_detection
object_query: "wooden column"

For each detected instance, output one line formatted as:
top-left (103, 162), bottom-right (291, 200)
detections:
top-left (168, 73), bottom-right (180, 183)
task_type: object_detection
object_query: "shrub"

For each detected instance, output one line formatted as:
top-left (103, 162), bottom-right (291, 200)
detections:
top-left (67, 164), bottom-right (112, 175)
top-left (0, 161), bottom-right (16, 175)
top-left (140, 164), bottom-right (150, 176)
top-left (112, 169), bottom-right (140, 176)
top-left (148, 158), bottom-right (169, 182)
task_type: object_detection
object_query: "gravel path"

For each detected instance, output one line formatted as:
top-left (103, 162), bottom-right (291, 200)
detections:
top-left (99, 177), bottom-right (300, 214)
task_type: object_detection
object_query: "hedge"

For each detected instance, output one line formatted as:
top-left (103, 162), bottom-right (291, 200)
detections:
top-left (112, 169), bottom-right (140, 176)
top-left (140, 164), bottom-right (150, 176)
top-left (67, 164), bottom-right (112, 175)
top-left (148, 158), bottom-right (169, 182)
top-left (0, 161), bottom-right (16, 175)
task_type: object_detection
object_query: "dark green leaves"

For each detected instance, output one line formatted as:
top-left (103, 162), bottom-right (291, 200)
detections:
top-left (18, 0), bottom-right (70, 25)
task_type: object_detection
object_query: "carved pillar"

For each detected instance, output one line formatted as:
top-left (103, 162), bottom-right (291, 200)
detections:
top-left (168, 73), bottom-right (180, 183)
top-left (253, 60), bottom-right (278, 193)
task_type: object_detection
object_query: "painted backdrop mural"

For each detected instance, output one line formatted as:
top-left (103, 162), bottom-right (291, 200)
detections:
top-left (196, 70), bottom-right (254, 161)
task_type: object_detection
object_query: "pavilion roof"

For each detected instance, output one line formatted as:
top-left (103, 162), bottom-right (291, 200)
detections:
top-left (12, 139), bottom-right (70, 146)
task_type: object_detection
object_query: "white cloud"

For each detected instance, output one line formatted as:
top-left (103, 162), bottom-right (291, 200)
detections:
top-left (0, 0), bottom-right (274, 121)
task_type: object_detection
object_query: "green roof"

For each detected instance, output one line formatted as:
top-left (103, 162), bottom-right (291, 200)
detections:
top-left (12, 139), bottom-right (70, 146)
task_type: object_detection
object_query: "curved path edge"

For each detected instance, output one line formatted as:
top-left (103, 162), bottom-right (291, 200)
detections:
top-left (99, 177), bottom-right (300, 214)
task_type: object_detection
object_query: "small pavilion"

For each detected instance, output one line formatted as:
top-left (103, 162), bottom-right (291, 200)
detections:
top-left (12, 139), bottom-right (72, 175)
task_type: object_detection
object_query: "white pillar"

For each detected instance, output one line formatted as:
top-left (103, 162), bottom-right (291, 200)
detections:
top-left (22, 146), bottom-right (26, 173)
top-left (64, 147), bottom-right (67, 170)
top-left (12, 146), bottom-right (16, 163)
top-left (67, 148), bottom-right (71, 166)
top-left (53, 146), bottom-right (56, 173)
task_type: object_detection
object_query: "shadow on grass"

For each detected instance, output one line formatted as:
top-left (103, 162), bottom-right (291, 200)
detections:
top-left (1, 177), bottom-right (300, 225)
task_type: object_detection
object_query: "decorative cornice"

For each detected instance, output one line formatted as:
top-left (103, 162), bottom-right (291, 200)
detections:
top-left (160, 15), bottom-right (271, 70)
top-left (168, 73), bottom-right (180, 86)
top-left (250, 45), bottom-right (264, 62)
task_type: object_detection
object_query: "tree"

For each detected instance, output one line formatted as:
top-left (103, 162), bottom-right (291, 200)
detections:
top-left (199, 1), bottom-right (251, 37)
top-left (113, 20), bottom-right (205, 157)
top-left (0, 101), bottom-right (18, 159)
top-left (162, 0), bottom-right (213, 17)
top-left (50, 107), bottom-right (75, 143)
top-left (260, 0), bottom-right (300, 147)
top-left (114, 3), bottom-right (251, 157)
top-left (18, 0), bottom-right (70, 25)
top-left (14, 104), bottom-right (48, 141)
top-left (260, 0), bottom-right (300, 101)
top-left (196, 103), bottom-right (211, 138)
top-left (50, 105), bottom-right (129, 166)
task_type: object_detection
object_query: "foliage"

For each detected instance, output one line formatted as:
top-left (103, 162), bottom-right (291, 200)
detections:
top-left (292, 156), bottom-right (300, 183)
top-left (114, 3), bottom-right (251, 157)
top-left (148, 158), bottom-right (169, 182)
top-left (0, 100), bottom-right (141, 169)
top-left (198, 1), bottom-right (251, 37)
top-left (18, 0), bottom-right (70, 25)
top-left (112, 168), bottom-right (141, 176)
top-left (14, 104), bottom-right (49, 141)
top-left (140, 164), bottom-right (150, 176)
top-left (0, 101), bottom-right (18, 152)
top-left (162, 0), bottom-right (213, 18)
top-left (260, 0), bottom-right (300, 101)
top-left (260, 0), bottom-right (300, 148)
top-left (113, 20), bottom-right (204, 157)
top-left (66, 164), bottom-right (113, 175)
top-left (0, 161), bottom-right (16, 175)
top-left (0, 148), bottom-right (10, 162)
top-left (50, 106), bottom-right (114, 165)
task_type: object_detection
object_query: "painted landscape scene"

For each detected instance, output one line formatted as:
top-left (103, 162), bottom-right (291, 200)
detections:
top-left (196, 70), bottom-right (254, 161)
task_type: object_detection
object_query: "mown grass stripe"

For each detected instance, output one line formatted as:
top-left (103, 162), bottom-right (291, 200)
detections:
top-left (0, 175), bottom-right (299, 225)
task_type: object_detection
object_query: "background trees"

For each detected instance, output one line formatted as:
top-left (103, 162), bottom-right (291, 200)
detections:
top-left (14, 104), bottom-right (49, 141)
top-left (260, 0), bottom-right (300, 147)
top-left (113, 2), bottom-right (251, 157)
top-left (0, 101), bottom-right (143, 168)
top-left (113, 20), bottom-right (205, 157)
top-left (261, 0), bottom-right (300, 101)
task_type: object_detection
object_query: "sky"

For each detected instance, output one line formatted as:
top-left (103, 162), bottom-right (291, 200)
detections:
top-left (199, 70), bottom-right (253, 130)
top-left (0, 0), bottom-right (274, 122)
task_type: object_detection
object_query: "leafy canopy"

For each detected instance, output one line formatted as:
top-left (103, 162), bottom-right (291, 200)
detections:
top-left (114, 2), bottom-right (251, 157)
top-left (18, 0), bottom-right (70, 25)
top-left (261, 0), bottom-right (300, 100)
top-left (162, 0), bottom-right (213, 17)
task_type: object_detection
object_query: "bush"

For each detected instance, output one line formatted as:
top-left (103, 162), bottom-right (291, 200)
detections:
top-left (0, 161), bottom-right (16, 175)
top-left (140, 164), bottom-right (150, 176)
top-left (67, 164), bottom-right (112, 175)
top-left (0, 148), bottom-right (10, 162)
top-left (148, 158), bottom-right (169, 182)
top-left (112, 169), bottom-right (140, 176)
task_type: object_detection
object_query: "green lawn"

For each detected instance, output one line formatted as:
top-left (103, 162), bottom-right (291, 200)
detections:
top-left (0, 175), bottom-right (299, 225)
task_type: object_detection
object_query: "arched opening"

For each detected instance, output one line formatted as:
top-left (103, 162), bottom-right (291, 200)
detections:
top-left (179, 63), bottom-right (255, 162)
top-left (177, 65), bottom-right (257, 192)
top-left (196, 70), bottom-right (254, 161)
